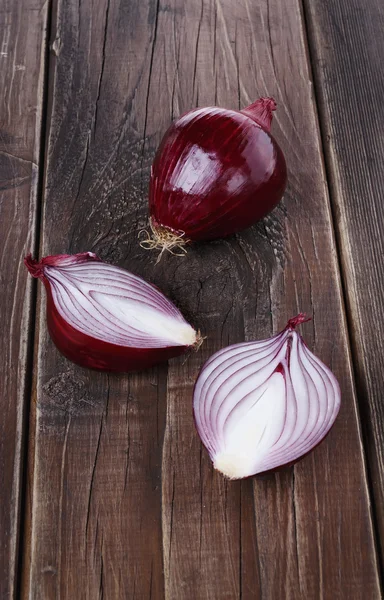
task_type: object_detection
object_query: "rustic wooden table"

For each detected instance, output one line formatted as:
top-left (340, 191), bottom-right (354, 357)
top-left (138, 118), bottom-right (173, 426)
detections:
top-left (1, 0), bottom-right (384, 598)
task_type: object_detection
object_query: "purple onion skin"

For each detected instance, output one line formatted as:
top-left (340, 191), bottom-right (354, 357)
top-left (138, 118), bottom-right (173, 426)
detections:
top-left (149, 98), bottom-right (287, 242)
top-left (45, 284), bottom-right (187, 372)
top-left (25, 254), bottom-right (190, 373)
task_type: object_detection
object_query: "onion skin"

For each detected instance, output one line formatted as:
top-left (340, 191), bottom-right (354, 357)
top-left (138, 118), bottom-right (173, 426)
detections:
top-left (25, 253), bottom-right (196, 372)
top-left (44, 285), bottom-right (187, 372)
top-left (148, 98), bottom-right (287, 243)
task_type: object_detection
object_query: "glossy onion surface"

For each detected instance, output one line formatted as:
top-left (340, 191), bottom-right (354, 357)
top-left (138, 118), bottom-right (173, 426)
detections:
top-left (149, 98), bottom-right (287, 243)
top-left (193, 315), bottom-right (341, 479)
top-left (25, 253), bottom-right (198, 372)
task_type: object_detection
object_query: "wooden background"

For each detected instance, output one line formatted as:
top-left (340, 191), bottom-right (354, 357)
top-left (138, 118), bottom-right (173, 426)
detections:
top-left (1, 0), bottom-right (383, 598)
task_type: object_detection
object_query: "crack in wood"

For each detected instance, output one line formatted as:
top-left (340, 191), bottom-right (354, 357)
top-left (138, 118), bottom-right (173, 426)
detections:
top-left (140, 0), bottom-right (160, 195)
top-left (94, 0), bottom-right (111, 138)
top-left (192, 0), bottom-right (204, 100)
top-left (85, 417), bottom-right (103, 540)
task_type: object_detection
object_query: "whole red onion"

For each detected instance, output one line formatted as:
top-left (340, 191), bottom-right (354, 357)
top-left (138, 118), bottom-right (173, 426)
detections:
top-left (142, 98), bottom-right (287, 254)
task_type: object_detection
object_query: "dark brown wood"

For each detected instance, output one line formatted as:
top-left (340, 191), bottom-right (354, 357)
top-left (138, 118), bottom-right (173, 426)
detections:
top-left (0, 1), bottom-right (48, 598)
top-left (25, 0), bottom-right (381, 598)
top-left (304, 0), bottom-right (384, 567)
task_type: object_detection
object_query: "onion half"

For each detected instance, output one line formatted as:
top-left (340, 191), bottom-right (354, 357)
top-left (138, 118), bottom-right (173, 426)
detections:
top-left (193, 315), bottom-right (341, 479)
top-left (25, 252), bottom-right (200, 372)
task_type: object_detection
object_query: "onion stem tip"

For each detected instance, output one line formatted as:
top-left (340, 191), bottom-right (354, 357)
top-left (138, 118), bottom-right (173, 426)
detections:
top-left (24, 254), bottom-right (43, 278)
top-left (286, 313), bottom-right (312, 329)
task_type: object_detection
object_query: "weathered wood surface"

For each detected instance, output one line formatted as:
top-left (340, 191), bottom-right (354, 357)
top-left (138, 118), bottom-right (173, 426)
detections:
top-left (21, 0), bottom-right (382, 598)
top-left (304, 0), bottom-right (384, 565)
top-left (0, 1), bottom-right (48, 598)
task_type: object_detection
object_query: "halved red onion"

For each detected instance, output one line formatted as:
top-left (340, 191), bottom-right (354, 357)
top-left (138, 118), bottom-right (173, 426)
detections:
top-left (25, 252), bottom-right (200, 372)
top-left (193, 315), bottom-right (341, 479)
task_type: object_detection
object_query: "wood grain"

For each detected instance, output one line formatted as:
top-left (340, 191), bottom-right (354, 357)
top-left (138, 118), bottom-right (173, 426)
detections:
top-left (25, 0), bottom-right (381, 597)
top-left (0, 1), bottom-right (48, 597)
top-left (304, 0), bottom-right (384, 566)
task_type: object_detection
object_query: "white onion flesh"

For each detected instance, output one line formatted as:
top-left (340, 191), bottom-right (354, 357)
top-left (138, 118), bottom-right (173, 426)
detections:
top-left (193, 319), bottom-right (341, 479)
top-left (44, 254), bottom-right (197, 349)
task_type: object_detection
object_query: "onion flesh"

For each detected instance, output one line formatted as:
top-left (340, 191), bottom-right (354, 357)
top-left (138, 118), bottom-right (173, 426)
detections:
top-left (25, 252), bottom-right (199, 372)
top-left (193, 315), bottom-right (341, 479)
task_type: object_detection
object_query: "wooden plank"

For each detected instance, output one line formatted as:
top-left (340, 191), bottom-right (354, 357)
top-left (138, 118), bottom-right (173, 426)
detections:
top-left (25, 1), bottom-right (168, 597)
top-left (0, 1), bottom-right (49, 598)
top-left (303, 0), bottom-right (384, 565)
top-left (26, 0), bottom-right (381, 598)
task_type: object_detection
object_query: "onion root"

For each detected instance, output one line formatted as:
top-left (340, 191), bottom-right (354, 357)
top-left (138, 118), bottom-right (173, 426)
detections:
top-left (139, 217), bottom-right (189, 263)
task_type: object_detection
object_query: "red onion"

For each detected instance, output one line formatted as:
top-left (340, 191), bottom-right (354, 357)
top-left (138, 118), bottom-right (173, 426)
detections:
top-left (193, 315), bottom-right (340, 480)
top-left (141, 97), bottom-right (287, 255)
top-left (25, 252), bottom-right (200, 372)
